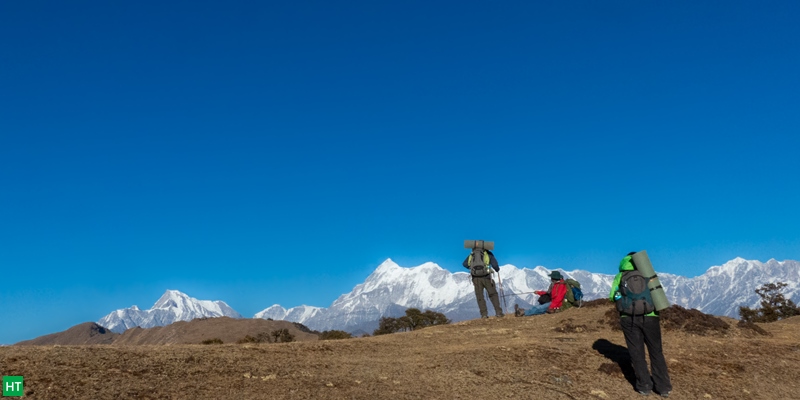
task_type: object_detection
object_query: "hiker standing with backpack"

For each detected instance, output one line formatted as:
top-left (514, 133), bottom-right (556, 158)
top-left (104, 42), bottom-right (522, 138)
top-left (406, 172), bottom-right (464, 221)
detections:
top-left (463, 245), bottom-right (504, 318)
top-left (610, 252), bottom-right (673, 398)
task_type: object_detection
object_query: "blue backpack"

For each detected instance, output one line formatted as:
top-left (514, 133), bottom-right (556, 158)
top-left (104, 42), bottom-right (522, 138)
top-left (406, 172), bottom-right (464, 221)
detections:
top-left (565, 279), bottom-right (583, 308)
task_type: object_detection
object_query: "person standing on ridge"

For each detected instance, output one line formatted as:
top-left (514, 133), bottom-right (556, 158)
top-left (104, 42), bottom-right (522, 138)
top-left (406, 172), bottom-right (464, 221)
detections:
top-left (610, 252), bottom-right (673, 398)
top-left (463, 244), bottom-right (504, 318)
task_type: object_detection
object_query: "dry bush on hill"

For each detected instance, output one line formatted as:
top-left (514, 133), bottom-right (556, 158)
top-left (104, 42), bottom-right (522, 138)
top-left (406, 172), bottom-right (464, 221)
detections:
top-left (319, 330), bottom-right (353, 340)
top-left (603, 305), bottom-right (730, 336)
top-left (373, 308), bottom-right (450, 335)
top-left (659, 305), bottom-right (730, 335)
top-left (736, 320), bottom-right (772, 337)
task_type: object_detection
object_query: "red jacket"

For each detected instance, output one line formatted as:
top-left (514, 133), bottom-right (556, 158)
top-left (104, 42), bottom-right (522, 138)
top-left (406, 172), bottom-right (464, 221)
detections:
top-left (535, 280), bottom-right (568, 310)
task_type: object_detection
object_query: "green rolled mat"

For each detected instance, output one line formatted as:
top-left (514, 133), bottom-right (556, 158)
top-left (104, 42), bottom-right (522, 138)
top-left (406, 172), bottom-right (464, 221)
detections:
top-left (631, 250), bottom-right (670, 311)
top-left (464, 240), bottom-right (494, 250)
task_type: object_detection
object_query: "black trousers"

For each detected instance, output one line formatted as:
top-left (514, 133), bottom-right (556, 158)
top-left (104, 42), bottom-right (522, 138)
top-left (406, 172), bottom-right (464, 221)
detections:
top-left (620, 315), bottom-right (672, 394)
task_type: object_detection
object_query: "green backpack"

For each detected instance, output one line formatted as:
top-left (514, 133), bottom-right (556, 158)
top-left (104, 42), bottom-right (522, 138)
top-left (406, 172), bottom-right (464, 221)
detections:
top-left (467, 249), bottom-right (492, 277)
top-left (564, 279), bottom-right (584, 308)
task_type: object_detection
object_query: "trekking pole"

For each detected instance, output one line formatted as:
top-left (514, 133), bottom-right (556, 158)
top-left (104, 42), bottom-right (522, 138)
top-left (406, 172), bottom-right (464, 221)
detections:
top-left (496, 270), bottom-right (508, 316)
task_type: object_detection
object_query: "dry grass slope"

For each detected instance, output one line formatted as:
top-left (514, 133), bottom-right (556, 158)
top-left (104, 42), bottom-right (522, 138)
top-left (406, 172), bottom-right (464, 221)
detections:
top-left (15, 317), bottom-right (319, 346)
top-left (3, 305), bottom-right (800, 399)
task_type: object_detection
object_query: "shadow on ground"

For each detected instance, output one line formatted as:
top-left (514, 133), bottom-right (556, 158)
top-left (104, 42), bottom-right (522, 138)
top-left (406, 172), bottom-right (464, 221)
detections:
top-left (592, 338), bottom-right (636, 390)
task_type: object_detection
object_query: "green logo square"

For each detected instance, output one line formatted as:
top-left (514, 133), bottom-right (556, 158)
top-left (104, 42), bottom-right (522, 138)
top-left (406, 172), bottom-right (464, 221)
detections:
top-left (2, 376), bottom-right (23, 397)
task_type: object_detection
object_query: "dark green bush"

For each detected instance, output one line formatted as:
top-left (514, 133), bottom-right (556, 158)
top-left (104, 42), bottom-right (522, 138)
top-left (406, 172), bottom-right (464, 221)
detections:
top-left (271, 328), bottom-right (295, 343)
top-left (373, 308), bottom-right (450, 336)
top-left (739, 282), bottom-right (800, 323)
top-left (319, 330), bottom-right (353, 340)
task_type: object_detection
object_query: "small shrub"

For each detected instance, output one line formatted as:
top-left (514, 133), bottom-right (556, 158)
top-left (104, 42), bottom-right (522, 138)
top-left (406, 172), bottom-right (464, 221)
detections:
top-left (736, 320), bottom-right (771, 337)
top-left (271, 329), bottom-right (295, 343)
top-left (237, 332), bottom-right (273, 344)
top-left (256, 332), bottom-right (272, 343)
top-left (201, 338), bottom-right (223, 345)
top-left (319, 330), bottom-right (353, 340)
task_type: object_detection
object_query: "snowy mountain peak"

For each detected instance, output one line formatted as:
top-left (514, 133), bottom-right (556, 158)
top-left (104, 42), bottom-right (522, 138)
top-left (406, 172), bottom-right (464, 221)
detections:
top-left (706, 257), bottom-right (758, 278)
top-left (97, 290), bottom-right (243, 333)
top-left (253, 304), bottom-right (287, 320)
top-left (153, 289), bottom-right (189, 309)
top-left (412, 262), bottom-right (444, 272)
top-left (375, 258), bottom-right (400, 271)
top-left (372, 258), bottom-right (401, 275)
top-left (720, 257), bottom-right (750, 268)
top-left (262, 258), bottom-right (800, 335)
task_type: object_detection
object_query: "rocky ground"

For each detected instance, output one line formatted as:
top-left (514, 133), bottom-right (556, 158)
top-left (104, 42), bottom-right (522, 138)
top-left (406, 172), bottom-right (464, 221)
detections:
top-left (2, 302), bottom-right (799, 399)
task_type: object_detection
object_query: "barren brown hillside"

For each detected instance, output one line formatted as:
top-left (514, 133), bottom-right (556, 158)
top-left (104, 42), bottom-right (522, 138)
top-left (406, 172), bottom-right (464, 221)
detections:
top-left (15, 317), bottom-right (319, 346)
top-left (3, 304), bottom-right (799, 399)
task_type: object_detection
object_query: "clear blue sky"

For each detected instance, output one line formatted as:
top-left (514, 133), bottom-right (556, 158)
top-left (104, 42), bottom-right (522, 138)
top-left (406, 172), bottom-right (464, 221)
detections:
top-left (2, 1), bottom-right (799, 344)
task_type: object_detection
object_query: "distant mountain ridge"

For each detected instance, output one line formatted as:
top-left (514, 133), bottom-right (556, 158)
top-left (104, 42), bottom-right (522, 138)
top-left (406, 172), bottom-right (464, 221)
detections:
top-left (95, 258), bottom-right (800, 336)
top-left (98, 289), bottom-right (242, 333)
top-left (257, 258), bottom-right (800, 335)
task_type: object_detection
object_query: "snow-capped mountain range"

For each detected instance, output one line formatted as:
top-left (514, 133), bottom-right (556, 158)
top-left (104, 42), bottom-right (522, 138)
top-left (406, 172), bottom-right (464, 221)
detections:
top-left (98, 258), bottom-right (799, 335)
top-left (98, 290), bottom-right (242, 333)
top-left (253, 258), bottom-right (800, 334)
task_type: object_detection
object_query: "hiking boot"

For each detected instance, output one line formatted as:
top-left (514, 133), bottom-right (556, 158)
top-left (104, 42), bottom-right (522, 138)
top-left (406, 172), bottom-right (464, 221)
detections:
top-left (659, 391), bottom-right (670, 398)
top-left (495, 313), bottom-right (504, 318)
top-left (638, 390), bottom-right (651, 396)
top-left (481, 315), bottom-right (489, 319)
top-left (514, 304), bottom-right (525, 317)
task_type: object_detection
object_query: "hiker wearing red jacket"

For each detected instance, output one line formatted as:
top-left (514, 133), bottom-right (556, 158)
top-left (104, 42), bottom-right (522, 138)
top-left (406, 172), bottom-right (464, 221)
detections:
top-left (518, 271), bottom-right (568, 316)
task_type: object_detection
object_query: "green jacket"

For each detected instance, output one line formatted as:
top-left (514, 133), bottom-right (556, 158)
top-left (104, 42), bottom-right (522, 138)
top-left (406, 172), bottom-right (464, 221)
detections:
top-left (609, 255), bottom-right (657, 317)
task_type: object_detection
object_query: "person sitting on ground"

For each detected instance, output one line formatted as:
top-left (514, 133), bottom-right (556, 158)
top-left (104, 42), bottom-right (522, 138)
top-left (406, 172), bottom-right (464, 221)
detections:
top-left (514, 271), bottom-right (569, 316)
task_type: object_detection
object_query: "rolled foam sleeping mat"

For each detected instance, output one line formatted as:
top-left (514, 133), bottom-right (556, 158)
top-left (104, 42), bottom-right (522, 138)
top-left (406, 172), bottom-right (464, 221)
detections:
top-left (464, 240), bottom-right (494, 250)
top-left (631, 250), bottom-right (671, 311)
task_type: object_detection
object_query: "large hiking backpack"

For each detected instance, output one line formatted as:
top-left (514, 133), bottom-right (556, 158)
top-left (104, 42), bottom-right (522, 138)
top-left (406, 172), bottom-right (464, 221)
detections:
top-left (467, 248), bottom-right (492, 277)
top-left (615, 270), bottom-right (655, 315)
top-left (564, 279), bottom-right (583, 308)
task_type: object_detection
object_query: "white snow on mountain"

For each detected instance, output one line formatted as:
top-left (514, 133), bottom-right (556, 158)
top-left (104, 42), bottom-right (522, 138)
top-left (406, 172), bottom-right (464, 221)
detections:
top-left (97, 289), bottom-right (243, 333)
top-left (94, 258), bottom-right (799, 336)
top-left (255, 258), bottom-right (800, 335)
top-left (254, 304), bottom-right (324, 322)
